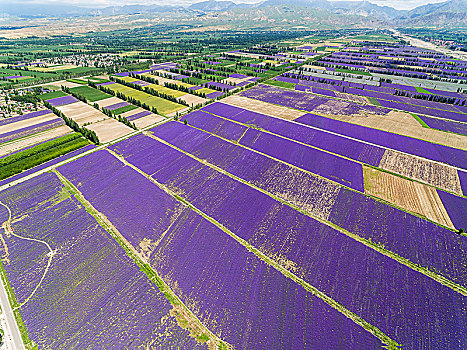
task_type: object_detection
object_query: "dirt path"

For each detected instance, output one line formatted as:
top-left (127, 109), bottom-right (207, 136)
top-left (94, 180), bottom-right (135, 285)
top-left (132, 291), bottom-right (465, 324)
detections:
top-left (0, 202), bottom-right (55, 310)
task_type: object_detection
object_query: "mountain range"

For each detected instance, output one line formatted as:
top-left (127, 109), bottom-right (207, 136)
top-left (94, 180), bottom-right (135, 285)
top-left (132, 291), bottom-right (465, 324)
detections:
top-left (1, 0), bottom-right (466, 27)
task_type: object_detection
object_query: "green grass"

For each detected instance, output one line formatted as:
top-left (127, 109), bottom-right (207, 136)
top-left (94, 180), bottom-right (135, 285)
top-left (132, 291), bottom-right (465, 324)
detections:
top-left (105, 83), bottom-right (185, 115)
top-left (367, 97), bottom-right (382, 106)
top-left (183, 77), bottom-right (210, 85)
top-left (38, 91), bottom-right (67, 100)
top-left (69, 86), bottom-right (111, 102)
top-left (265, 79), bottom-right (296, 89)
top-left (111, 104), bottom-right (138, 115)
top-left (335, 68), bottom-right (372, 76)
top-left (411, 113), bottom-right (430, 128)
top-left (0, 133), bottom-right (89, 181)
top-left (415, 86), bottom-right (432, 94)
top-left (89, 77), bottom-right (110, 83)
top-left (67, 78), bottom-right (88, 84)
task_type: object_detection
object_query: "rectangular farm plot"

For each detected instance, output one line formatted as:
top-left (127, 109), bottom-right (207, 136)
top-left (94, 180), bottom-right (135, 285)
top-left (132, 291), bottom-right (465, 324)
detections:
top-left (0, 173), bottom-right (205, 349)
top-left (85, 118), bottom-right (133, 143)
top-left (147, 122), bottom-right (467, 284)
top-left (58, 149), bottom-right (383, 350)
top-left (0, 118), bottom-right (65, 145)
top-left (45, 95), bottom-right (79, 107)
top-left (379, 149), bottom-right (463, 195)
top-left (110, 134), bottom-right (467, 349)
top-left (296, 113), bottom-right (467, 169)
top-left (0, 112), bottom-right (57, 135)
top-left (363, 166), bottom-right (454, 228)
top-left (69, 85), bottom-right (112, 102)
top-left (103, 83), bottom-right (185, 115)
top-left (57, 101), bottom-right (108, 126)
top-left (0, 125), bottom-right (70, 158)
top-left (201, 103), bottom-right (386, 167)
top-left (144, 84), bottom-right (186, 98)
top-left (221, 95), bottom-right (307, 120)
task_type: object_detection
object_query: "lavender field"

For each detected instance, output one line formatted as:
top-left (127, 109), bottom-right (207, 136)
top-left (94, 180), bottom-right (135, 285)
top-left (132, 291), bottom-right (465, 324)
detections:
top-left (0, 172), bottom-right (206, 349)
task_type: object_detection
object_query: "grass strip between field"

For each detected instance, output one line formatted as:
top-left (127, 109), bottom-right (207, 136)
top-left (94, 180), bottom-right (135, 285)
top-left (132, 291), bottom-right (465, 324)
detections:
top-left (105, 147), bottom-right (402, 349)
top-left (54, 169), bottom-right (232, 350)
top-left (146, 130), bottom-right (467, 297)
top-left (410, 113), bottom-right (430, 128)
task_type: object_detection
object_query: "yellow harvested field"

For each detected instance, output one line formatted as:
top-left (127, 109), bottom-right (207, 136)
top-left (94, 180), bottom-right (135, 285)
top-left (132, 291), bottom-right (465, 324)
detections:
top-left (363, 167), bottom-right (454, 228)
top-left (141, 74), bottom-right (195, 88)
top-left (96, 97), bottom-right (124, 108)
top-left (33, 64), bottom-right (77, 72)
top-left (179, 94), bottom-right (207, 106)
top-left (57, 101), bottom-right (108, 126)
top-left (378, 149), bottom-right (462, 195)
top-left (327, 110), bottom-right (467, 150)
top-left (46, 80), bottom-right (82, 89)
top-left (144, 84), bottom-right (186, 98)
top-left (133, 114), bottom-right (164, 129)
top-left (85, 119), bottom-right (133, 143)
top-left (0, 125), bottom-right (70, 157)
top-left (0, 113), bottom-right (58, 134)
top-left (222, 95), bottom-right (307, 121)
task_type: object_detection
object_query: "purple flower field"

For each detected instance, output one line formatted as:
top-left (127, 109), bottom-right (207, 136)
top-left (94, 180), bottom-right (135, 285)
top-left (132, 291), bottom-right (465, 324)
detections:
top-left (45, 95), bottom-right (79, 107)
top-left (125, 110), bottom-right (152, 121)
top-left (109, 132), bottom-right (466, 349)
top-left (58, 149), bottom-right (383, 349)
top-left (0, 109), bottom-right (52, 127)
top-left (201, 102), bottom-right (386, 167)
top-left (419, 115), bottom-right (467, 136)
top-left (295, 113), bottom-right (467, 169)
top-left (0, 172), bottom-right (205, 349)
top-left (104, 101), bottom-right (130, 111)
top-left (0, 118), bottom-right (64, 144)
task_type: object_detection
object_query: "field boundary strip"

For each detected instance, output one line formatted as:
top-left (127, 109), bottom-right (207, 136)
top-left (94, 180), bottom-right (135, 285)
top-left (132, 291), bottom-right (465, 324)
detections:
top-left (105, 147), bottom-right (402, 349)
top-left (53, 170), bottom-right (232, 350)
top-left (144, 132), bottom-right (467, 296)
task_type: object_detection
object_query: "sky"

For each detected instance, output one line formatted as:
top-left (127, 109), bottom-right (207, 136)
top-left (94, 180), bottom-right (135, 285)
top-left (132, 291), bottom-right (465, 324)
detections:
top-left (3, 0), bottom-right (449, 11)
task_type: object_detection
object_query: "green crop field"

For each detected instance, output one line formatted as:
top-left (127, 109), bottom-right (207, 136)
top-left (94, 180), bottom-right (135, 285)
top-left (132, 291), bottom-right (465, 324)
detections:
top-left (265, 79), bottom-right (296, 89)
top-left (105, 83), bottom-right (185, 115)
top-left (69, 86), bottom-right (112, 102)
top-left (144, 84), bottom-right (187, 98)
top-left (38, 91), bottom-right (68, 100)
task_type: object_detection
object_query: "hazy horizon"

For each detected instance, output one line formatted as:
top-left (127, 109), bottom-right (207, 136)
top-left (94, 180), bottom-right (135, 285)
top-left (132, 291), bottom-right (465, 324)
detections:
top-left (1, 0), bottom-right (451, 11)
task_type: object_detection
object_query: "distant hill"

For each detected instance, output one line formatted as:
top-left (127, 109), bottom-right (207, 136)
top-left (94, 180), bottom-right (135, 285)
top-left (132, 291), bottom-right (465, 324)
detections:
top-left (1, 0), bottom-right (465, 28)
top-left (399, 0), bottom-right (467, 27)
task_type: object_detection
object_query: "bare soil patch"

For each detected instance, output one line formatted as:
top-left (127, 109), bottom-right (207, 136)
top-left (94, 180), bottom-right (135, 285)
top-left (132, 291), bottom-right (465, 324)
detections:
top-left (378, 149), bottom-right (462, 195)
top-left (85, 118), bottom-right (133, 143)
top-left (57, 102), bottom-right (108, 126)
top-left (133, 115), bottom-right (164, 129)
top-left (222, 95), bottom-right (307, 121)
top-left (363, 166), bottom-right (454, 228)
